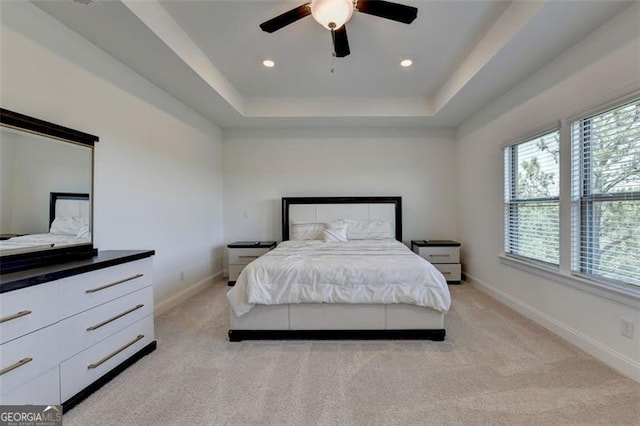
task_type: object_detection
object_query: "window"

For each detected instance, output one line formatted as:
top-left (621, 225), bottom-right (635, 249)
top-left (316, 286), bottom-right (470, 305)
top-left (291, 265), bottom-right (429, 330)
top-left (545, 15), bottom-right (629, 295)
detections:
top-left (504, 130), bottom-right (560, 265)
top-left (571, 98), bottom-right (640, 287)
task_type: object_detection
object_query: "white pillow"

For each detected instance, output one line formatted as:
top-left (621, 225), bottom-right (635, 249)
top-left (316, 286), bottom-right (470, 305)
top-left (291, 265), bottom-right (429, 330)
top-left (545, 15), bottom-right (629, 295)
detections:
top-left (323, 222), bottom-right (348, 242)
top-left (342, 218), bottom-right (394, 240)
top-left (290, 222), bottom-right (325, 240)
top-left (76, 224), bottom-right (91, 240)
top-left (50, 216), bottom-right (85, 236)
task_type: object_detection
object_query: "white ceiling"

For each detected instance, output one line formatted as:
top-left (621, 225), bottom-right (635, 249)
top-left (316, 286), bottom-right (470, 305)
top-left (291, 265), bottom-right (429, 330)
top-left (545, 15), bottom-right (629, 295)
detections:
top-left (31, 0), bottom-right (634, 129)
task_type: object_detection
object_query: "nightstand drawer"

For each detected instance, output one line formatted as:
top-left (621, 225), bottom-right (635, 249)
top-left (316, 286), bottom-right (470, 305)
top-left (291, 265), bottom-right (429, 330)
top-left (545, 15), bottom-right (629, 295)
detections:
top-left (416, 246), bottom-right (460, 263)
top-left (433, 263), bottom-right (461, 282)
top-left (229, 248), bottom-right (271, 265)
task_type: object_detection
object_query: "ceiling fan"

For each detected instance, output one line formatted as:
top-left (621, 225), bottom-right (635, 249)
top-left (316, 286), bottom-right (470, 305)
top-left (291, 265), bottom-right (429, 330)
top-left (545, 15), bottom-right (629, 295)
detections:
top-left (259, 0), bottom-right (418, 58)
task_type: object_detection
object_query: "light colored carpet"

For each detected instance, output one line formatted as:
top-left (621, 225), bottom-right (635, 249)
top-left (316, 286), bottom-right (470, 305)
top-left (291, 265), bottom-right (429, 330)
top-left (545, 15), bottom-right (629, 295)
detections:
top-left (63, 283), bottom-right (640, 425)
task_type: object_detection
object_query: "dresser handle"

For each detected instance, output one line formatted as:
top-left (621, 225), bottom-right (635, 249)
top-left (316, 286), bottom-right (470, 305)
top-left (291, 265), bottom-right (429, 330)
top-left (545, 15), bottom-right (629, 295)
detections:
top-left (0, 358), bottom-right (33, 376)
top-left (0, 310), bottom-right (32, 324)
top-left (442, 272), bottom-right (452, 275)
top-left (238, 255), bottom-right (259, 259)
top-left (87, 335), bottom-right (144, 369)
top-left (429, 254), bottom-right (450, 258)
top-left (86, 305), bottom-right (145, 331)
top-left (85, 274), bottom-right (143, 294)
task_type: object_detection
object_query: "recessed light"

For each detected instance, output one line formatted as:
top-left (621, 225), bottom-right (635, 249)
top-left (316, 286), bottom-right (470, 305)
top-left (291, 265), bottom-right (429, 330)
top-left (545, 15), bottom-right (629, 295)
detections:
top-left (400, 59), bottom-right (413, 68)
top-left (263, 59), bottom-right (275, 68)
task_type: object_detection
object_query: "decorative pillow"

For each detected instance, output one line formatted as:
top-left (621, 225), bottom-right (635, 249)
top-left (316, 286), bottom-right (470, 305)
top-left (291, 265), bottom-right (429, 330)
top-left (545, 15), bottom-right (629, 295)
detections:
top-left (50, 216), bottom-right (85, 236)
top-left (290, 222), bottom-right (325, 240)
top-left (342, 218), bottom-right (394, 240)
top-left (323, 222), bottom-right (348, 242)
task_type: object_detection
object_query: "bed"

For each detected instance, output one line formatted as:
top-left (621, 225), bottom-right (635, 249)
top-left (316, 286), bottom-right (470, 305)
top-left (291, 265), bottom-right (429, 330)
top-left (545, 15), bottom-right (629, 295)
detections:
top-left (0, 192), bottom-right (91, 254)
top-left (227, 196), bottom-right (451, 341)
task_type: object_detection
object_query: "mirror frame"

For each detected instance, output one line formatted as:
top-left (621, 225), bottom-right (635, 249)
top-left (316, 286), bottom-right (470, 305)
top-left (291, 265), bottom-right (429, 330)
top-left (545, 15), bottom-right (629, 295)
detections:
top-left (0, 108), bottom-right (99, 274)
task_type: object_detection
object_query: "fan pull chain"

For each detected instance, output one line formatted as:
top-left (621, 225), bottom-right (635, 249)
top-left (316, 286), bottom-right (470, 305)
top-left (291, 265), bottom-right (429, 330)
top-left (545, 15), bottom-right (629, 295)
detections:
top-left (330, 52), bottom-right (336, 74)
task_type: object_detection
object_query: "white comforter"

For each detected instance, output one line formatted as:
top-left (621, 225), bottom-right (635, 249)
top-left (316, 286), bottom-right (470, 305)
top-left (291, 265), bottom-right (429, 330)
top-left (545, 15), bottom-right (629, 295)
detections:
top-left (227, 240), bottom-right (451, 317)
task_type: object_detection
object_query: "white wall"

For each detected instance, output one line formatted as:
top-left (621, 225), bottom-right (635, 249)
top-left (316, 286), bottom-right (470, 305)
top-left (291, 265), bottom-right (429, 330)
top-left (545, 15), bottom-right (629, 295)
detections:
top-left (1, 3), bottom-right (224, 307)
top-left (456, 4), bottom-right (640, 380)
top-left (222, 127), bottom-right (457, 269)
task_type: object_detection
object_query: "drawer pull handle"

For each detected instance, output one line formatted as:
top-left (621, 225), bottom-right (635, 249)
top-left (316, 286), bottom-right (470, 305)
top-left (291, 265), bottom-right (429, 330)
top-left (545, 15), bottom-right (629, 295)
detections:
top-left (0, 358), bottom-right (33, 376)
top-left (87, 334), bottom-right (144, 369)
top-left (86, 304), bottom-right (145, 331)
top-left (429, 254), bottom-right (451, 258)
top-left (0, 310), bottom-right (32, 324)
top-left (86, 274), bottom-right (144, 294)
top-left (442, 272), bottom-right (452, 275)
top-left (238, 255), bottom-right (259, 259)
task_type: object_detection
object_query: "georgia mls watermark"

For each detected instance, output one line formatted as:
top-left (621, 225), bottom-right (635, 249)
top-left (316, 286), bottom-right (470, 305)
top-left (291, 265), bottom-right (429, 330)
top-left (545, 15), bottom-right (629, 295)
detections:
top-left (0, 405), bottom-right (62, 426)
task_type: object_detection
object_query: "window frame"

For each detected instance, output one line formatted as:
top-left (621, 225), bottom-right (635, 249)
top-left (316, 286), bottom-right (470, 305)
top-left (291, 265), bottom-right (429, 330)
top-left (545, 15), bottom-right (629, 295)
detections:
top-left (499, 90), bottom-right (640, 304)
top-left (570, 97), bottom-right (640, 287)
top-left (503, 128), bottom-right (561, 267)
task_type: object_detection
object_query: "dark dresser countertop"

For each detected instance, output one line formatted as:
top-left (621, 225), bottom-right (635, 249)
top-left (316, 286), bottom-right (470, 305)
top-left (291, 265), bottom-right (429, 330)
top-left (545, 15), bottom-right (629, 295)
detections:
top-left (0, 250), bottom-right (155, 294)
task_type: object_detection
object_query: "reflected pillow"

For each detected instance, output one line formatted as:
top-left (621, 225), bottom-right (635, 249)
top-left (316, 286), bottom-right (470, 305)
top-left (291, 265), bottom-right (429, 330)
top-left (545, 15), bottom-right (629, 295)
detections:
top-left (50, 216), bottom-right (85, 236)
top-left (76, 224), bottom-right (91, 240)
top-left (342, 219), bottom-right (394, 240)
top-left (290, 222), bottom-right (325, 240)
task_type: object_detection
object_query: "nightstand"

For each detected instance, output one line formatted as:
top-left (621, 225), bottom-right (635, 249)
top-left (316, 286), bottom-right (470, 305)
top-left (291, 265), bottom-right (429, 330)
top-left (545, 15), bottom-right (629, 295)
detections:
top-left (411, 240), bottom-right (462, 284)
top-left (227, 241), bottom-right (277, 286)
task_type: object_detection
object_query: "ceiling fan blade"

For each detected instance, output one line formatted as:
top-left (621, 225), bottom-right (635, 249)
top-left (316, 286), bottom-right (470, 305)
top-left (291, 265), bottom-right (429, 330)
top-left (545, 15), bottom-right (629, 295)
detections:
top-left (259, 3), bottom-right (311, 33)
top-left (331, 25), bottom-right (350, 58)
top-left (356, 0), bottom-right (418, 24)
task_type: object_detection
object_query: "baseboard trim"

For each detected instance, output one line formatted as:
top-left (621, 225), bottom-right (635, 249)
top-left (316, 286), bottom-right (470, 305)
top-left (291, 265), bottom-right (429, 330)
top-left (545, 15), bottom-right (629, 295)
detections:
top-left (154, 271), bottom-right (222, 316)
top-left (466, 273), bottom-right (640, 382)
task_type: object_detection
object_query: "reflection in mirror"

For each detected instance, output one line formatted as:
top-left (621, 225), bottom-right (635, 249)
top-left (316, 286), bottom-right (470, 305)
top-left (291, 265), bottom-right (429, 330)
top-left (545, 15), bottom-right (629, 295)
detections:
top-left (0, 108), bottom-right (97, 273)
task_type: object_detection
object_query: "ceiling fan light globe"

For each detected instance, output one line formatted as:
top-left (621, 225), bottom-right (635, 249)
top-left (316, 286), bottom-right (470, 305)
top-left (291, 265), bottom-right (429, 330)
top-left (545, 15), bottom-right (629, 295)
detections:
top-left (310, 0), bottom-right (354, 30)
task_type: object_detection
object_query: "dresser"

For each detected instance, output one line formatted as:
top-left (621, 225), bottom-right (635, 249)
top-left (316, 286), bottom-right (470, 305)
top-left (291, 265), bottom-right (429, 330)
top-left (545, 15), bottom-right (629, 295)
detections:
top-left (227, 241), bottom-right (277, 285)
top-left (0, 250), bottom-right (155, 411)
top-left (411, 240), bottom-right (462, 284)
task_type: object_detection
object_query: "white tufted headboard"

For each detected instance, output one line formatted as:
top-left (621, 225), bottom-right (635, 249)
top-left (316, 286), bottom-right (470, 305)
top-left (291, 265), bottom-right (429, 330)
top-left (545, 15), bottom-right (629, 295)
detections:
top-left (49, 192), bottom-right (90, 227)
top-left (282, 197), bottom-right (402, 241)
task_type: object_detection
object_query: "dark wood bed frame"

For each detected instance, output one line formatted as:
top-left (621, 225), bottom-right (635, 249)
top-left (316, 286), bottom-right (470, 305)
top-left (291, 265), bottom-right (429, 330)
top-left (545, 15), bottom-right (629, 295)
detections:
top-left (228, 196), bottom-right (446, 342)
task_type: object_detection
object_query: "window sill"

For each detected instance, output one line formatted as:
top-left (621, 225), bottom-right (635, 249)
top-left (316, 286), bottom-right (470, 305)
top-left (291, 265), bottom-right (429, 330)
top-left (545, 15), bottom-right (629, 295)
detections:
top-left (499, 253), bottom-right (640, 309)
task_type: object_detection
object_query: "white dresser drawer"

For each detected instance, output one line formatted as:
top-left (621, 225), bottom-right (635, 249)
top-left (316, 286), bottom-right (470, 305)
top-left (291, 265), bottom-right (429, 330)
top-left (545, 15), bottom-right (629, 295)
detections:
top-left (433, 263), bottom-right (462, 282)
top-left (417, 246), bottom-right (460, 264)
top-left (58, 286), bottom-right (154, 361)
top-left (228, 247), bottom-right (271, 265)
top-left (0, 366), bottom-right (60, 405)
top-left (58, 258), bottom-right (152, 318)
top-left (0, 323), bottom-right (60, 396)
top-left (0, 283), bottom-right (58, 344)
top-left (60, 315), bottom-right (154, 402)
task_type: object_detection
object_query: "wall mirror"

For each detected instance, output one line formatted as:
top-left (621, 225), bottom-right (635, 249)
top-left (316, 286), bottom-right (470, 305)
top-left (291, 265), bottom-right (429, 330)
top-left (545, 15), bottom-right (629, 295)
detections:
top-left (0, 108), bottom-right (98, 273)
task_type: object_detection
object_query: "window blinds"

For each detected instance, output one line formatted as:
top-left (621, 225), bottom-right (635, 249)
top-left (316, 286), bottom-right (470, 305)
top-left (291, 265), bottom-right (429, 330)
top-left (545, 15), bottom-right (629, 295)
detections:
top-left (504, 130), bottom-right (560, 265)
top-left (571, 98), bottom-right (640, 286)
